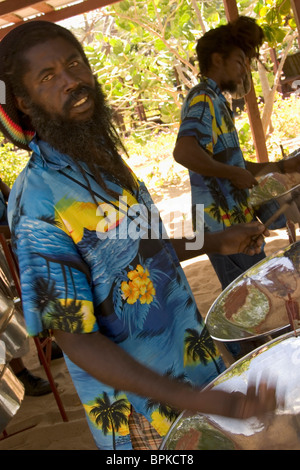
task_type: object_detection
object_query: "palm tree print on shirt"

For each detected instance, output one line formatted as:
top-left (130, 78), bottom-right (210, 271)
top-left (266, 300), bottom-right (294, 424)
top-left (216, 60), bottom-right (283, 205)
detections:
top-left (89, 392), bottom-right (131, 450)
top-left (146, 368), bottom-right (188, 423)
top-left (205, 179), bottom-right (230, 227)
top-left (184, 326), bottom-right (222, 374)
top-left (32, 252), bottom-right (92, 332)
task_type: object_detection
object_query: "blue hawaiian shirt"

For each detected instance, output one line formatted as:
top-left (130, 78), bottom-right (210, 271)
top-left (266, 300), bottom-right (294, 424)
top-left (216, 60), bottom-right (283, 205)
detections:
top-left (7, 137), bottom-right (225, 450)
top-left (177, 77), bottom-right (254, 233)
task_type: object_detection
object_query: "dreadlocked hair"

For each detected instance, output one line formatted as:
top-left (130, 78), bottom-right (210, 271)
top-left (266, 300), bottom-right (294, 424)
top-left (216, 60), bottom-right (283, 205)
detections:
top-left (196, 16), bottom-right (264, 75)
top-left (230, 16), bottom-right (264, 60)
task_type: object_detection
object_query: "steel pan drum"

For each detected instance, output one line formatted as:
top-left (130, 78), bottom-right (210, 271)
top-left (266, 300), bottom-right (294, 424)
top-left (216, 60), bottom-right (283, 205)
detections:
top-left (0, 291), bottom-right (28, 361)
top-left (249, 148), bottom-right (300, 209)
top-left (0, 248), bottom-right (19, 300)
top-left (161, 330), bottom-right (300, 450)
top-left (0, 363), bottom-right (24, 434)
top-left (0, 292), bottom-right (14, 333)
top-left (274, 184), bottom-right (300, 224)
top-left (0, 312), bottom-right (29, 361)
top-left (249, 180), bottom-right (300, 208)
top-left (249, 164), bottom-right (300, 225)
top-left (205, 242), bottom-right (300, 342)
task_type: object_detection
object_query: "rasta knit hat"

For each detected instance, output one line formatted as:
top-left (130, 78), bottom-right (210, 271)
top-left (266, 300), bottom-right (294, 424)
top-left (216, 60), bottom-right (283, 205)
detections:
top-left (0, 20), bottom-right (89, 151)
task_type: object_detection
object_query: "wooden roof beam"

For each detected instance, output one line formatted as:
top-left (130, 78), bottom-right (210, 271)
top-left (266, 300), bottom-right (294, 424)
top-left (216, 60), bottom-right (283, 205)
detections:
top-left (34, 2), bottom-right (55, 14)
top-left (1, 13), bottom-right (23, 24)
top-left (0, 1), bottom-right (50, 16)
top-left (0, 0), bottom-right (120, 39)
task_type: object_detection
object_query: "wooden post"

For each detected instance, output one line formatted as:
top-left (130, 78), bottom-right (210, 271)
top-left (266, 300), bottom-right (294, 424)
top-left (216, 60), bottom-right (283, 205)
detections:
top-left (223, 0), bottom-right (239, 18)
top-left (291, 0), bottom-right (300, 48)
top-left (223, 0), bottom-right (269, 162)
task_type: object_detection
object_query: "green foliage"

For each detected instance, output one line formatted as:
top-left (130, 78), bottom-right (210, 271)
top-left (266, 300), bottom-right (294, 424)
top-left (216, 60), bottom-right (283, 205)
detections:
top-left (235, 92), bottom-right (300, 162)
top-left (85, 0), bottom-right (203, 139)
top-left (78, 0), bottom-right (299, 145)
top-left (84, 0), bottom-right (254, 141)
top-left (124, 130), bottom-right (187, 195)
top-left (254, 0), bottom-right (296, 48)
top-left (0, 136), bottom-right (29, 187)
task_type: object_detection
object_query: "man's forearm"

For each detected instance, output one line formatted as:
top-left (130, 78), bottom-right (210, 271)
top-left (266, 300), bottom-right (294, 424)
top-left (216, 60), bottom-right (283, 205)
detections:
top-left (53, 326), bottom-right (280, 420)
top-left (170, 231), bottom-right (247, 262)
top-left (53, 329), bottom-right (206, 413)
top-left (246, 154), bottom-right (300, 177)
top-left (0, 225), bottom-right (11, 239)
top-left (171, 222), bottom-right (267, 261)
top-left (246, 160), bottom-right (281, 178)
top-left (174, 136), bottom-right (257, 189)
top-left (174, 136), bottom-right (238, 179)
top-left (170, 236), bottom-right (205, 261)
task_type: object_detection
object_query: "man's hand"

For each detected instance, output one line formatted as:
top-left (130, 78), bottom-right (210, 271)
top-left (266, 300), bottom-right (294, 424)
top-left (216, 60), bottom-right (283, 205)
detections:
top-left (230, 378), bottom-right (280, 420)
top-left (229, 166), bottom-right (258, 189)
top-left (200, 376), bottom-right (284, 420)
top-left (218, 221), bottom-right (268, 256)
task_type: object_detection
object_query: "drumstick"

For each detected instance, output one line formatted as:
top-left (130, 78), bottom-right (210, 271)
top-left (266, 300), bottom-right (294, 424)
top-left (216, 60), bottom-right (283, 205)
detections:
top-left (258, 201), bottom-right (291, 230)
top-left (251, 187), bottom-right (300, 244)
top-left (252, 200), bottom-right (293, 243)
top-left (255, 187), bottom-right (300, 230)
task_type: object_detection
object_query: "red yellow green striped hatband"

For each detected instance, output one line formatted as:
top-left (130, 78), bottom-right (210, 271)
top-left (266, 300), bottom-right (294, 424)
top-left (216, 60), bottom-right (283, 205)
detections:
top-left (0, 23), bottom-right (41, 150)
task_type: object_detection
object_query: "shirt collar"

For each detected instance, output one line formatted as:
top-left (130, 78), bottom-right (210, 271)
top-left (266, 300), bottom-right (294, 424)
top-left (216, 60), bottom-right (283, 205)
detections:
top-left (29, 136), bottom-right (93, 176)
top-left (29, 136), bottom-right (139, 200)
top-left (201, 77), bottom-right (227, 103)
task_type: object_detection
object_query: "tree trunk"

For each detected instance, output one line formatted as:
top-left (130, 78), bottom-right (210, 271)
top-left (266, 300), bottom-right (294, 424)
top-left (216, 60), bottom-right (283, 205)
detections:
top-left (191, 0), bottom-right (207, 34)
top-left (257, 60), bottom-right (273, 134)
top-left (261, 31), bottom-right (298, 136)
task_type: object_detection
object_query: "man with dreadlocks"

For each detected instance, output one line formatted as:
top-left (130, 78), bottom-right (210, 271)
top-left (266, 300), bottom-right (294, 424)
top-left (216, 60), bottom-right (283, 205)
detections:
top-left (174, 16), bottom-right (300, 293)
top-left (0, 21), bottom-right (280, 450)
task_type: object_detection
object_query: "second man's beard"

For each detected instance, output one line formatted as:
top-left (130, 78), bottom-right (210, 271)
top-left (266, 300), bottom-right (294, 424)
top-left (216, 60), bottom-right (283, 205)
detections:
top-left (229, 72), bottom-right (252, 99)
top-left (220, 79), bottom-right (238, 94)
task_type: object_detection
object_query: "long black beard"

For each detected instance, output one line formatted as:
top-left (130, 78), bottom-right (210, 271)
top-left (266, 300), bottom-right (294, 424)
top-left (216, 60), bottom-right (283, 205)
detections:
top-left (220, 79), bottom-right (238, 94)
top-left (24, 81), bottom-right (136, 198)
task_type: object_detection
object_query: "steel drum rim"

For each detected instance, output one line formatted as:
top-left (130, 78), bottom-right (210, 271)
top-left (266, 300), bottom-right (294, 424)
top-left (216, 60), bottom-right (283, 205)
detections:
top-left (160, 328), bottom-right (300, 450)
top-left (250, 182), bottom-right (300, 206)
top-left (0, 363), bottom-right (25, 434)
top-left (273, 182), bottom-right (300, 200)
top-left (202, 327), bottom-right (300, 391)
top-left (205, 241), bottom-right (300, 343)
top-left (208, 323), bottom-right (291, 343)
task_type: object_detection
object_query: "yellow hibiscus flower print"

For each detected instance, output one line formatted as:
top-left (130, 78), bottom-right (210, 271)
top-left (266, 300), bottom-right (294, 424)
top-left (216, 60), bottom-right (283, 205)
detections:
top-left (128, 264), bottom-right (150, 283)
top-left (121, 280), bottom-right (140, 304)
top-left (139, 280), bottom-right (156, 304)
top-left (121, 264), bottom-right (156, 305)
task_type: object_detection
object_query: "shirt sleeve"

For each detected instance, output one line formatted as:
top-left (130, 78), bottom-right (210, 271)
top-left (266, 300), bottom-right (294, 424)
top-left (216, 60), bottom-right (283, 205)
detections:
top-left (12, 214), bottom-right (99, 337)
top-left (178, 90), bottom-right (217, 155)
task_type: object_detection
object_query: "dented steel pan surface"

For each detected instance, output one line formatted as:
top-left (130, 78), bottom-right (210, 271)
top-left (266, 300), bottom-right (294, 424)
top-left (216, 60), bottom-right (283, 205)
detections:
top-left (0, 362), bottom-right (24, 434)
top-left (0, 248), bottom-right (17, 300)
top-left (161, 330), bottom-right (300, 450)
top-left (0, 292), bottom-right (14, 333)
top-left (205, 242), bottom-right (300, 342)
top-left (0, 291), bottom-right (28, 361)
